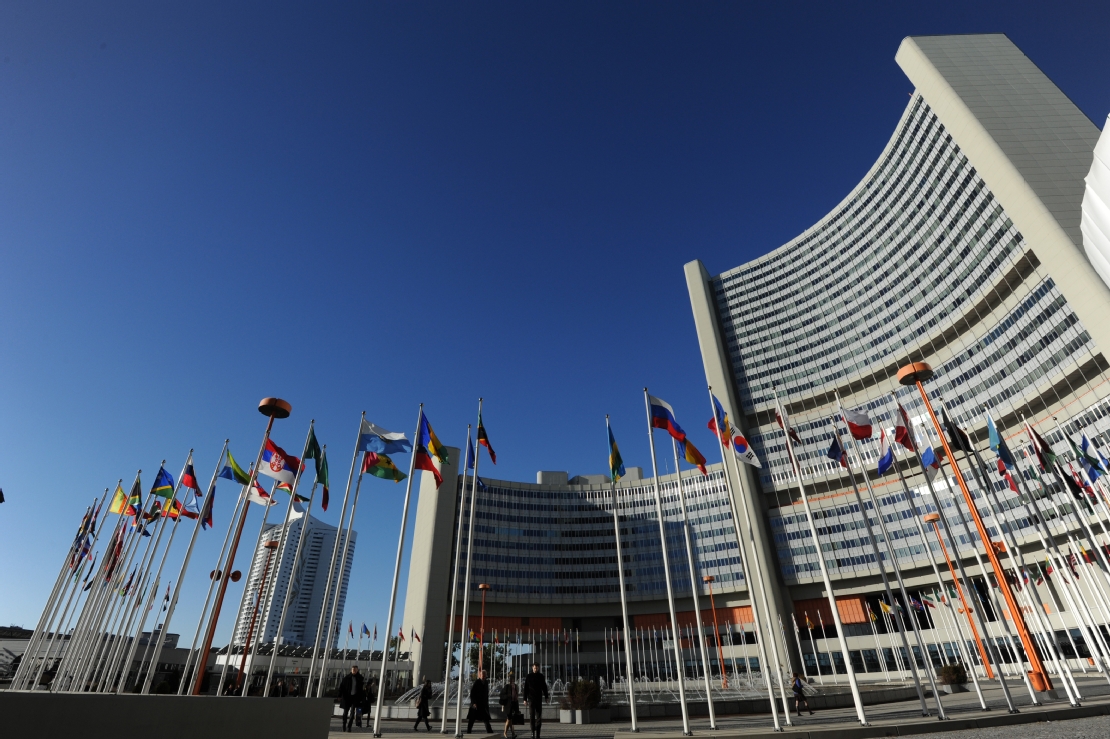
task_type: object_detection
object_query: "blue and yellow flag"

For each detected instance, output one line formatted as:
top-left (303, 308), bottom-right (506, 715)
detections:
top-left (219, 450), bottom-right (252, 485)
top-left (607, 418), bottom-right (625, 482)
top-left (151, 466), bottom-right (175, 499)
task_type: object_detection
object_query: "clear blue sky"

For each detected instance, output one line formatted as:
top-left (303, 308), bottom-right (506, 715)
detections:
top-left (2, 2), bottom-right (1108, 642)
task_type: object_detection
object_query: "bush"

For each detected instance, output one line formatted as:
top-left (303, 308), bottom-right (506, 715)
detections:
top-left (559, 679), bottom-right (600, 710)
top-left (938, 664), bottom-right (967, 685)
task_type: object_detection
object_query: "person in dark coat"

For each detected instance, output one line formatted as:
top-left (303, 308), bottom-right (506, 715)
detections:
top-left (414, 676), bottom-right (434, 731)
top-left (499, 671), bottom-right (519, 739)
top-left (466, 669), bottom-right (493, 734)
top-left (521, 664), bottom-right (549, 739)
top-left (338, 666), bottom-right (365, 733)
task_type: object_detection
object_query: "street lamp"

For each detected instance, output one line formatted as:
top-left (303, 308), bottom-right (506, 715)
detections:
top-left (922, 512), bottom-right (991, 676)
top-left (236, 539), bottom-right (281, 691)
top-left (703, 576), bottom-right (727, 689)
top-left (478, 584), bottom-right (491, 673)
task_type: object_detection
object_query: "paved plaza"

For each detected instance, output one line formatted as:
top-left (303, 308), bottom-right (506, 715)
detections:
top-left (332, 676), bottom-right (1110, 739)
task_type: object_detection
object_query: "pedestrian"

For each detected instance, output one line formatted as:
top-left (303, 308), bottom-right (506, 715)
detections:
top-left (499, 671), bottom-right (519, 739)
top-left (792, 672), bottom-right (813, 715)
top-left (521, 663), bottom-right (548, 739)
top-left (338, 665), bottom-right (365, 732)
top-left (466, 669), bottom-right (493, 734)
top-left (414, 676), bottom-right (433, 731)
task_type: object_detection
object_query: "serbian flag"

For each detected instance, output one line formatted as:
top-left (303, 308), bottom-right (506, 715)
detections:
top-left (842, 408), bottom-right (873, 440)
top-left (679, 439), bottom-right (708, 475)
top-left (260, 439), bottom-right (301, 484)
top-left (826, 436), bottom-right (848, 469)
top-left (893, 403), bottom-right (915, 451)
top-left (648, 394), bottom-right (686, 441)
top-left (921, 446), bottom-right (941, 482)
top-left (876, 428), bottom-right (895, 475)
top-left (775, 406), bottom-right (801, 444)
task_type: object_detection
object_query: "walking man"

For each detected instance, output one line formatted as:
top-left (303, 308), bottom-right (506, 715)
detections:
top-left (522, 663), bottom-right (549, 739)
top-left (338, 665), bottom-right (365, 732)
top-left (467, 669), bottom-right (493, 734)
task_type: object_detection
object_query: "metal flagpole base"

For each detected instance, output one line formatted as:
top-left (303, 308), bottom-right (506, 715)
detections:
top-left (1007, 709), bottom-right (1021, 714)
top-left (1030, 701), bottom-right (1042, 707)
top-left (859, 722), bottom-right (871, 727)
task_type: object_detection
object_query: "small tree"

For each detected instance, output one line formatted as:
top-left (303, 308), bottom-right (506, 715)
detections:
top-left (938, 663), bottom-right (967, 685)
top-left (559, 679), bottom-right (600, 710)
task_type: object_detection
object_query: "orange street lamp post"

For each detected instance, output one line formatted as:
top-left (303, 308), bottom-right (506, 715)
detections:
top-left (703, 576), bottom-right (727, 689)
top-left (923, 513), bottom-right (992, 679)
top-left (236, 539), bottom-right (281, 691)
top-left (899, 362), bottom-right (1050, 694)
top-left (478, 584), bottom-right (491, 673)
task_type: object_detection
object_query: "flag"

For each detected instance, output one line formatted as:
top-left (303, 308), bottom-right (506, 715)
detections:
top-left (358, 420), bottom-right (413, 454)
top-left (843, 407), bottom-right (873, 440)
top-left (151, 467), bottom-right (175, 499)
top-left (775, 405), bottom-right (801, 444)
top-left (922, 594), bottom-right (936, 609)
top-left (910, 596), bottom-right (925, 612)
top-left (867, 604), bottom-right (877, 622)
top-left (415, 411), bottom-right (447, 486)
top-left (1075, 434), bottom-right (1103, 481)
top-left (412, 629), bottom-right (421, 643)
top-left (276, 481), bottom-right (310, 501)
top-left (362, 623), bottom-right (370, 637)
top-left (709, 395), bottom-right (732, 447)
top-left (920, 446), bottom-right (941, 482)
top-left (876, 428), bottom-right (895, 475)
top-left (220, 450), bottom-right (252, 485)
top-left (362, 452), bottom-right (407, 482)
top-left (162, 497), bottom-right (198, 519)
top-left (893, 402), bottom-right (916, 451)
top-left (318, 450), bottom-right (330, 511)
top-left (679, 439), bottom-right (708, 475)
top-left (608, 420), bottom-right (626, 482)
top-left (1026, 423), bottom-right (1058, 471)
top-left (247, 480), bottom-right (276, 506)
top-left (374, 624), bottom-right (378, 641)
top-left (879, 601), bottom-right (892, 614)
top-left (200, 482), bottom-right (215, 530)
top-left (1062, 466), bottom-right (1088, 502)
top-left (161, 583), bottom-right (171, 611)
top-left (398, 627), bottom-right (405, 641)
top-left (105, 526), bottom-right (125, 581)
top-left (465, 433), bottom-right (475, 471)
top-left (477, 411), bottom-right (496, 464)
top-left (804, 613), bottom-right (814, 629)
top-left (732, 432), bottom-right (762, 467)
top-left (120, 567), bottom-right (136, 596)
top-left (181, 463), bottom-right (200, 493)
top-left (81, 553), bottom-right (97, 591)
top-left (108, 482), bottom-right (130, 514)
top-left (348, 622), bottom-right (354, 637)
top-left (648, 394), bottom-right (686, 441)
top-left (987, 415), bottom-right (1015, 469)
top-left (942, 408), bottom-right (973, 453)
top-left (259, 439), bottom-right (301, 484)
top-left (826, 436), bottom-right (848, 469)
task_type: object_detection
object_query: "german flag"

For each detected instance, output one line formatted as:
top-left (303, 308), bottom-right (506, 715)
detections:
top-left (477, 411), bottom-right (496, 464)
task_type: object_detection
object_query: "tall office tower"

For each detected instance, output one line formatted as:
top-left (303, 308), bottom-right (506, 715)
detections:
top-left (231, 510), bottom-right (356, 649)
top-left (686, 33), bottom-right (1109, 670)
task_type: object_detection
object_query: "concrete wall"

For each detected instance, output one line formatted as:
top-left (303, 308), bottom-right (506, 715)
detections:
top-left (1, 692), bottom-right (333, 739)
top-left (401, 446), bottom-right (461, 683)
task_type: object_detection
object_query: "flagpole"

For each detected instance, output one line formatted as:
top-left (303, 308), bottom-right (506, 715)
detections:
top-left (138, 442), bottom-right (228, 695)
top-left (373, 403), bottom-right (425, 738)
top-left (772, 386), bottom-right (868, 725)
top-left (194, 397), bottom-right (289, 696)
top-left (316, 460), bottom-right (364, 696)
top-left (307, 411), bottom-right (364, 697)
top-left (441, 425), bottom-right (472, 734)
top-left (247, 421), bottom-right (317, 697)
top-left (114, 453), bottom-right (195, 692)
top-left (830, 407), bottom-right (936, 716)
top-left (26, 543), bottom-right (97, 691)
top-left (669, 437), bottom-right (718, 727)
top-left (264, 460), bottom-right (323, 697)
top-left (642, 389), bottom-right (691, 736)
top-left (453, 401), bottom-right (483, 739)
top-left (19, 497), bottom-right (103, 690)
top-left (15, 499), bottom-right (97, 689)
top-left (607, 415), bottom-right (638, 731)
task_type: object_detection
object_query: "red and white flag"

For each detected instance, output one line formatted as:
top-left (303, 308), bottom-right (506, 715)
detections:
top-left (893, 402), bottom-right (916, 451)
top-left (248, 480), bottom-right (276, 507)
top-left (842, 408), bottom-right (873, 440)
top-left (775, 407), bottom-right (801, 444)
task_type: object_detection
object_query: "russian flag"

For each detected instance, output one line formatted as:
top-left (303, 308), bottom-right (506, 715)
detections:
top-left (876, 428), bottom-right (895, 475)
top-left (842, 408), bottom-right (872, 440)
top-left (259, 439), bottom-right (300, 484)
top-left (648, 394), bottom-right (686, 441)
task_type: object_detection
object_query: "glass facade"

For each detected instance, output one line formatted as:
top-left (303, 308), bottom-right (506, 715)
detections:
top-left (451, 469), bottom-right (746, 605)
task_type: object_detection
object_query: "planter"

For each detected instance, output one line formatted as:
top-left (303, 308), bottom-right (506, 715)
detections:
top-left (940, 683), bottom-right (968, 694)
top-left (575, 708), bottom-right (611, 724)
top-left (559, 710), bottom-right (574, 724)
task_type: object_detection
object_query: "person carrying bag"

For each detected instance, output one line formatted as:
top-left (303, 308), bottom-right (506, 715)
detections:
top-left (499, 672), bottom-right (520, 739)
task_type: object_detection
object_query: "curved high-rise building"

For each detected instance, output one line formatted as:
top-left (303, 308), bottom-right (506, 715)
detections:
top-left (401, 34), bottom-right (1110, 688)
